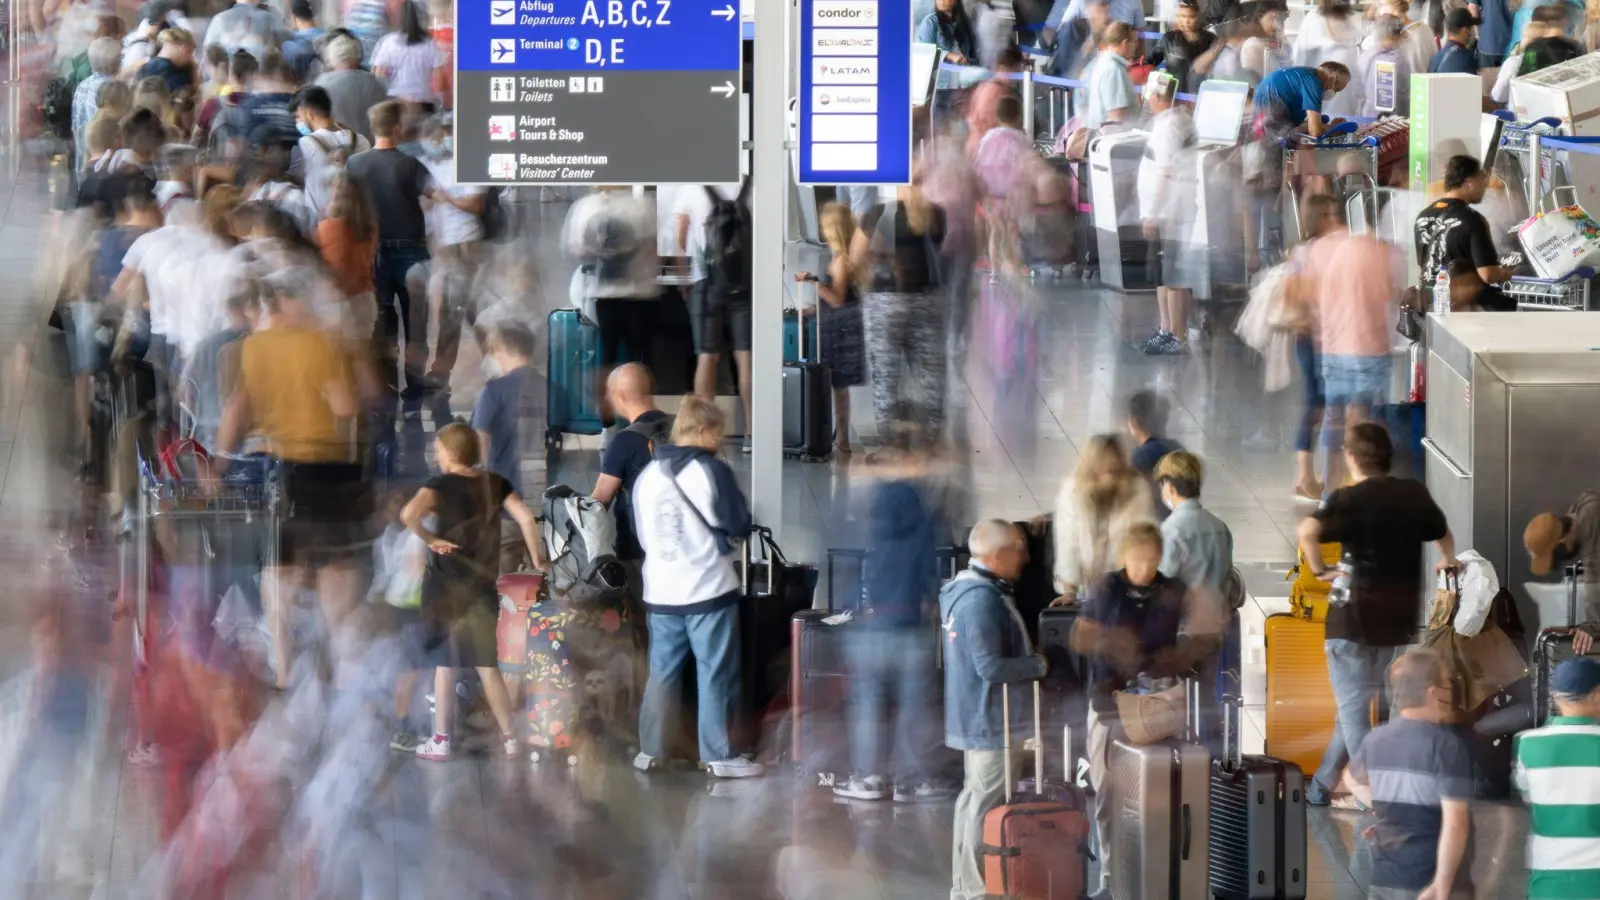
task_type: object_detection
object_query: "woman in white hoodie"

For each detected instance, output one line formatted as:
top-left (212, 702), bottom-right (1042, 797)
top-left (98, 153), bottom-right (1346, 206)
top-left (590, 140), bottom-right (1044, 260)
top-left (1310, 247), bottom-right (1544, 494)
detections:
top-left (1051, 434), bottom-right (1159, 605)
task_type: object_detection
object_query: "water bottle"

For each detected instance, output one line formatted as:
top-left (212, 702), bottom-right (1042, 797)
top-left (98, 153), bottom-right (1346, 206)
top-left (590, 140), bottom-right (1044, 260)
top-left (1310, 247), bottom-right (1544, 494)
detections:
top-left (1432, 266), bottom-right (1451, 315)
top-left (1328, 561), bottom-right (1354, 608)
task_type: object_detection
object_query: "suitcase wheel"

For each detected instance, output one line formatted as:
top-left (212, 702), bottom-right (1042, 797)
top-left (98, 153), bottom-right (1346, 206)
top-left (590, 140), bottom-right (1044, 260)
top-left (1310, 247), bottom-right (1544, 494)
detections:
top-left (528, 748), bottom-right (578, 766)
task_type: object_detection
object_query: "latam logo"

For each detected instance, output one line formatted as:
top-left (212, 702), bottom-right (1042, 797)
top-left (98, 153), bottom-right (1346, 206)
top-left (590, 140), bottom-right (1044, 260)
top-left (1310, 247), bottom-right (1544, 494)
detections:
top-left (813, 58), bottom-right (878, 85)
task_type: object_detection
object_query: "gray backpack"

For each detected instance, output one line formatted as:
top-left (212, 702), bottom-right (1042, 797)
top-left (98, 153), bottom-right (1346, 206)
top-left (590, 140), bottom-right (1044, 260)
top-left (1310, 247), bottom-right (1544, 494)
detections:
top-left (540, 484), bottom-right (628, 604)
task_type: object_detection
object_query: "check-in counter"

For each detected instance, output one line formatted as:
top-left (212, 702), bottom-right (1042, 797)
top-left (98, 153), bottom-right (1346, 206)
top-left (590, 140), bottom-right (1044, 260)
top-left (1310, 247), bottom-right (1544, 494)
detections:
top-left (1425, 313), bottom-right (1600, 639)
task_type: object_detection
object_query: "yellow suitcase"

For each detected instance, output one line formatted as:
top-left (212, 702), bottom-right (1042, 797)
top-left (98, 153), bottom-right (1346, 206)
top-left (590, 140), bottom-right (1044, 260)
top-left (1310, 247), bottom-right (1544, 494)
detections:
top-left (1263, 612), bottom-right (1334, 776)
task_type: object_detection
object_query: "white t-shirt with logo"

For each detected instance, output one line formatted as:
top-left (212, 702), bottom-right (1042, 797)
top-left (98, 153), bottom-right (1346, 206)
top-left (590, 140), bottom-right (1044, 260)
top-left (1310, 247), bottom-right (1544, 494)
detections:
top-left (422, 158), bottom-right (487, 248)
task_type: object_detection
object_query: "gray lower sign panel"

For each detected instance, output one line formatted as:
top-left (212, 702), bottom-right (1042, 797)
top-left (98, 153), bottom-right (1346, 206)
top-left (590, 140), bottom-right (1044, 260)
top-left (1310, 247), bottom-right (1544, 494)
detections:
top-left (456, 70), bottom-right (740, 185)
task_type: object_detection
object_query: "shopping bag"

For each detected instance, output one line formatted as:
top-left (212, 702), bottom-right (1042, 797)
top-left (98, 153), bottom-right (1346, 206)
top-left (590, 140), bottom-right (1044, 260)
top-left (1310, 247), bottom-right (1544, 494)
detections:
top-left (1452, 551), bottom-right (1502, 638)
top-left (1427, 569), bottom-right (1460, 632)
top-left (1516, 205), bottom-right (1600, 280)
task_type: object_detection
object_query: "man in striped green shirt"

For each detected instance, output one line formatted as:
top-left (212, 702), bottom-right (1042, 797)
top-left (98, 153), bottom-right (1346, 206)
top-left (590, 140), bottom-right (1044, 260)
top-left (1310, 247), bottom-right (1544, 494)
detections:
top-left (1515, 657), bottom-right (1600, 900)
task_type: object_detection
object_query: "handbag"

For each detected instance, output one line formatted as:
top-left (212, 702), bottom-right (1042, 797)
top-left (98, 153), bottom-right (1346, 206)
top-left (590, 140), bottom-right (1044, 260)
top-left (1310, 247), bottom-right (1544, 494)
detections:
top-left (1517, 204), bottom-right (1600, 281)
top-left (1427, 568), bottom-right (1460, 633)
top-left (1396, 286), bottom-right (1425, 342)
top-left (744, 525), bottom-right (818, 612)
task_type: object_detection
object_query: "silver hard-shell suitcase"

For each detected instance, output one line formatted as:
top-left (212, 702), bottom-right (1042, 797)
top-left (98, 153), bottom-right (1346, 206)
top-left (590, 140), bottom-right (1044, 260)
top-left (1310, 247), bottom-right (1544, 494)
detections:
top-left (1106, 679), bottom-right (1211, 900)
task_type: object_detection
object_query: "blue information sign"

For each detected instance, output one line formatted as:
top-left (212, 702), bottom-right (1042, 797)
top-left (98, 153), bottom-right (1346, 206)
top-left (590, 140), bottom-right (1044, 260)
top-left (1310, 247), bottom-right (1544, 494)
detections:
top-left (455, 0), bottom-right (742, 184)
top-left (797, 0), bottom-right (913, 186)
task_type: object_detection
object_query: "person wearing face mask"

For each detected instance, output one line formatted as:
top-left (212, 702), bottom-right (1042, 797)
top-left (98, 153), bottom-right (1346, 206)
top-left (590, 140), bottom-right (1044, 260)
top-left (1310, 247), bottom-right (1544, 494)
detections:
top-left (1153, 451), bottom-right (1234, 754)
top-left (293, 85), bottom-right (370, 218)
top-left (415, 112), bottom-right (485, 426)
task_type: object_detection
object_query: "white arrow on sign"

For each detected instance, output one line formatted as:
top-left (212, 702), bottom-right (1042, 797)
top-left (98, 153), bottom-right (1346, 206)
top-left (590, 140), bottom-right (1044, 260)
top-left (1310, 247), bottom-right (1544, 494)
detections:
top-left (711, 81), bottom-right (735, 97)
top-left (711, 3), bottom-right (736, 19)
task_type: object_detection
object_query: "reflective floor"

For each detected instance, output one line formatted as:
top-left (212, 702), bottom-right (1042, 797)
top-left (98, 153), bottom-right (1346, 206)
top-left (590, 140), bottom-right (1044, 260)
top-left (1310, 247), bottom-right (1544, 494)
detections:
top-left (0, 144), bottom-right (1534, 897)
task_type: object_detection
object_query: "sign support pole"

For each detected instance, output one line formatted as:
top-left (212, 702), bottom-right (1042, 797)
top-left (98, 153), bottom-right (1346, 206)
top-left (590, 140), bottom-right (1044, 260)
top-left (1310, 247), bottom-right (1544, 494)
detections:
top-left (750, 4), bottom-right (788, 534)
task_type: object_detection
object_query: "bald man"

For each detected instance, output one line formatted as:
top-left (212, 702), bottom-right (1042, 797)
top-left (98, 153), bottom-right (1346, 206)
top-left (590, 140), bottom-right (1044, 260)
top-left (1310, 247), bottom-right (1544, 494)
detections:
top-left (594, 363), bottom-right (674, 565)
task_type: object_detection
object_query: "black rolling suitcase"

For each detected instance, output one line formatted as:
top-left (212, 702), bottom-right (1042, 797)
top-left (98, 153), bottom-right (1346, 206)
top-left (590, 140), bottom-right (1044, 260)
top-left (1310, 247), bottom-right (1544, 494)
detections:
top-left (783, 288), bottom-right (832, 461)
top-left (1208, 695), bottom-right (1308, 900)
top-left (1535, 562), bottom-right (1597, 726)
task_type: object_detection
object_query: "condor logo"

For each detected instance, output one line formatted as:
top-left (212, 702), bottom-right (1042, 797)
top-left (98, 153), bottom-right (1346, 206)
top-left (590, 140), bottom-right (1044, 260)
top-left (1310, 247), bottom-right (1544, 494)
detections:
top-left (813, 58), bottom-right (878, 85)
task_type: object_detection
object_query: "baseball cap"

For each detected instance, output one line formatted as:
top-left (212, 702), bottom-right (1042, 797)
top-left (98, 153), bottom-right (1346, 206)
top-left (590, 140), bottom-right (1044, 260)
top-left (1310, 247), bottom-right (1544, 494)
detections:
top-left (1553, 657), bottom-right (1600, 699)
top-left (1446, 7), bottom-right (1481, 29)
top-left (1526, 512), bottom-right (1566, 576)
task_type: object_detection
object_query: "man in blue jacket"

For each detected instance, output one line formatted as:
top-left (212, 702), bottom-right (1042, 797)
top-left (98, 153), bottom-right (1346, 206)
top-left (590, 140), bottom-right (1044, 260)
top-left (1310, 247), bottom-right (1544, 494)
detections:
top-left (941, 519), bottom-right (1048, 900)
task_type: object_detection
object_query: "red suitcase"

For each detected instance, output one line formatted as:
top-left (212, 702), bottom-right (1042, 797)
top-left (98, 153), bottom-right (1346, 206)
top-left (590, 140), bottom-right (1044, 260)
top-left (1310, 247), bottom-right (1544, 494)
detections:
top-left (981, 681), bottom-right (1092, 900)
top-left (496, 571), bottom-right (544, 674)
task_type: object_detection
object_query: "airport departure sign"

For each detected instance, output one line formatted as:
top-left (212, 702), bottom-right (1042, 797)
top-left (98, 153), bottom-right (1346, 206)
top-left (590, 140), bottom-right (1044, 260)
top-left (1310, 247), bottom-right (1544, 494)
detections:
top-left (797, 0), bottom-right (913, 185)
top-left (455, 0), bottom-right (743, 184)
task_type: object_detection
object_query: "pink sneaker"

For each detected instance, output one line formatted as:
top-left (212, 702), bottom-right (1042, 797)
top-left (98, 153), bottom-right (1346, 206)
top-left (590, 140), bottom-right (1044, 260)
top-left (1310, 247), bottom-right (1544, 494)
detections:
top-left (416, 735), bottom-right (452, 761)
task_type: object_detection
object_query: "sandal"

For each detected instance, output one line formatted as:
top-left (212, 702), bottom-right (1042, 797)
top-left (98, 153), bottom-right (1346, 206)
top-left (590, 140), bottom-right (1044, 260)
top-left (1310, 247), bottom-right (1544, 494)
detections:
top-left (1330, 794), bottom-right (1371, 813)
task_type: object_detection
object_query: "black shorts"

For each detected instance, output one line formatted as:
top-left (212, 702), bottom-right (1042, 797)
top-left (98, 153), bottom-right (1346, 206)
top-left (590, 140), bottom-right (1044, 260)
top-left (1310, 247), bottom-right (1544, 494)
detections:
top-left (277, 461), bottom-right (373, 567)
top-left (592, 296), bottom-right (658, 367)
top-left (689, 280), bottom-right (752, 354)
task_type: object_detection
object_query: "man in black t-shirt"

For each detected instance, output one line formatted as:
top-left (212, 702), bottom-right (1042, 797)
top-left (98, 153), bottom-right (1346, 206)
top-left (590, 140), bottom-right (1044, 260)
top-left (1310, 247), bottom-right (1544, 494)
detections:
top-left (1414, 155), bottom-right (1511, 290)
top-left (347, 100), bottom-right (434, 422)
top-left (1297, 423), bottom-right (1459, 808)
top-left (592, 364), bottom-right (672, 569)
top-left (1145, 1), bottom-right (1218, 94)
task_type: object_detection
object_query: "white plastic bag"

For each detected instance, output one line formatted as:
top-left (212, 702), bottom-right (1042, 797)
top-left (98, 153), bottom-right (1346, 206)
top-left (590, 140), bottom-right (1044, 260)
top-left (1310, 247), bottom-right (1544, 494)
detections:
top-left (1516, 205), bottom-right (1600, 280)
top-left (1235, 263), bottom-right (1289, 352)
top-left (1452, 550), bottom-right (1501, 638)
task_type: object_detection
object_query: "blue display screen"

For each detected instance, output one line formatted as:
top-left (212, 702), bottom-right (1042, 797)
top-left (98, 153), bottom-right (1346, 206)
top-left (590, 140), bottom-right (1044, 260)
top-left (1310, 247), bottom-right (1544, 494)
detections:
top-left (797, 0), bottom-right (913, 186)
top-left (457, 0), bottom-right (742, 72)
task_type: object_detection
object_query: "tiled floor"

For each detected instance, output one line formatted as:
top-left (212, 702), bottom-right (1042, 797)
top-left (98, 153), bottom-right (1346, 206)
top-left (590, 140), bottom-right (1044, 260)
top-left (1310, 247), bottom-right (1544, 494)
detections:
top-left (0, 145), bottom-right (1536, 897)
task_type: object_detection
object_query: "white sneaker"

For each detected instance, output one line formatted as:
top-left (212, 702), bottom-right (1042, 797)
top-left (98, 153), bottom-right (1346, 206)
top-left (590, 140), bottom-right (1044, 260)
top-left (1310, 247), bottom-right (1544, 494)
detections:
top-left (502, 734), bottom-right (519, 759)
top-left (706, 757), bottom-right (765, 779)
top-left (833, 774), bottom-right (887, 801)
top-left (416, 735), bottom-right (452, 761)
top-left (633, 751), bottom-right (659, 772)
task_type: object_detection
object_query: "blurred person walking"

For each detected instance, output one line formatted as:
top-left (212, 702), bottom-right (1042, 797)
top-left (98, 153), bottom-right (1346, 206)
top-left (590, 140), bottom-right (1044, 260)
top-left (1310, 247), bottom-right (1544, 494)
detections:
top-left (212, 268), bottom-right (364, 689)
top-left (963, 47), bottom-right (1023, 158)
top-left (372, 0), bottom-right (444, 109)
top-left (1285, 194), bottom-right (1340, 501)
top-left (402, 424), bottom-right (541, 760)
top-left (856, 184), bottom-right (949, 442)
top-left (833, 415), bottom-right (951, 803)
top-left (1292, 0), bottom-right (1364, 117)
top-left (314, 171), bottom-right (379, 349)
top-left (347, 99), bottom-right (433, 428)
top-left (1137, 72), bottom-right (1201, 355)
top-left (918, 0), bottom-right (978, 117)
top-left (564, 186), bottom-right (660, 444)
top-left (316, 33), bottom-right (389, 141)
top-left (793, 202), bottom-right (866, 453)
top-left (1241, 2), bottom-right (1294, 79)
top-left (1299, 193), bottom-right (1403, 488)
top-left (1070, 523), bottom-right (1192, 900)
top-left (629, 396), bottom-right (762, 779)
top-left (1297, 423), bottom-right (1458, 808)
top-left (1345, 650), bottom-right (1477, 900)
top-left (1357, 16), bottom-right (1413, 117)
top-left (671, 183), bottom-right (753, 450)
top-left (1051, 434), bottom-right (1158, 606)
top-left (415, 112), bottom-right (485, 423)
top-left (203, 0), bottom-right (288, 63)
top-left (293, 84), bottom-right (369, 217)
top-left (71, 37), bottom-right (121, 171)
top-left (1082, 22), bottom-right (1139, 131)
top-left (942, 519), bottom-right (1048, 900)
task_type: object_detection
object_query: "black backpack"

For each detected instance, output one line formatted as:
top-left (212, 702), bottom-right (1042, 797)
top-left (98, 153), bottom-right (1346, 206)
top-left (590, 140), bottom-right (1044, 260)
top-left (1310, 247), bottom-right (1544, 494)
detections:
top-left (481, 187), bottom-right (510, 242)
top-left (702, 182), bottom-right (751, 294)
top-left (42, 77), bottom-right (75, 141)
top-left (610, 414), bottom-right (674, 543)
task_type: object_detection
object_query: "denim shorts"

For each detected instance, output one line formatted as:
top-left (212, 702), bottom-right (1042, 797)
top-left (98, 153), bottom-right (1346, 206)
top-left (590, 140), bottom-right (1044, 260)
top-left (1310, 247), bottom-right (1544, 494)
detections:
top-left (62, 300), bottom-right (110, 376)
top-left (1320, 353), bottom-right (1390, 408)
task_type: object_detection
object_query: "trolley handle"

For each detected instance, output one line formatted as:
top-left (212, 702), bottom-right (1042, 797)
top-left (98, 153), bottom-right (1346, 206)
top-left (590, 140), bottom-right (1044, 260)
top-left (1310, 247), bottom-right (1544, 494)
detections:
top-left (1502, 115), bottom-right (1565, 132)
top-left (1510, 266), bottom-right (1596, 285)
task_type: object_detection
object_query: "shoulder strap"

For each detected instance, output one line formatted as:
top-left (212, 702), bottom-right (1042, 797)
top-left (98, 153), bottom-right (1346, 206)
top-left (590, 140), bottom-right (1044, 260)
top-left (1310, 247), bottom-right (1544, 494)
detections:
top-left (665, 467), bottom-right (715, 536)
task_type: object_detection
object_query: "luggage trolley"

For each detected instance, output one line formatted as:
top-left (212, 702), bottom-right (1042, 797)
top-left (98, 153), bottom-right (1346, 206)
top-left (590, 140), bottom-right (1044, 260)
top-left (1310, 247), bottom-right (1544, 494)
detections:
top-left (132, 447), bottom-right (282, 665)
top-left (1281, 122), bottom-right (1380, 246)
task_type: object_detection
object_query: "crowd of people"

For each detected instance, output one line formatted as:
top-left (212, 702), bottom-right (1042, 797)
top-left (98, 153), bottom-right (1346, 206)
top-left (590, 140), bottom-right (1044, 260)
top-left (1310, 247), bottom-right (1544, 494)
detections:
top-left (3, 0), bottom-right (1600, 895)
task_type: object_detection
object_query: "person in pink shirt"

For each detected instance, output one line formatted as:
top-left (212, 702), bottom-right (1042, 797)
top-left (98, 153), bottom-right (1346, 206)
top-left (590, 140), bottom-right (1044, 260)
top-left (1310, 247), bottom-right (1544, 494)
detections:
top-left (964, 48), bottom-right (1025, 158)
top-left (1300, 199), bottom-right (1404, 490)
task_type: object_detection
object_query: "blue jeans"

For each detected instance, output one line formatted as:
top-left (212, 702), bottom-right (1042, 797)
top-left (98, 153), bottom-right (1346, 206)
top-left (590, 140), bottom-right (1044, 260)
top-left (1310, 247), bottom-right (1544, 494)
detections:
top-left (373, 243), bottom-right (431, 405)
top-left (1295, 335), bottom-right (1324, 453)
top-left (844, 624), bottom-right (938, 778)
top-left (1319, 353), bottom-right (1391, 484)
top-left (638, 605), bottom-right (741, 763)
top-left (1311, 639), bottom-right (1397, 798)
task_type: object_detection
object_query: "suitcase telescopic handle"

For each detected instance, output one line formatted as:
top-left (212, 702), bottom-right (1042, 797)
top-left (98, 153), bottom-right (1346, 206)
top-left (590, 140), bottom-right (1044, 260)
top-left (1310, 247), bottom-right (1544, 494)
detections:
top-left (1000, 680), bottom-right (1046, 805)
top-left (1184, 671), bottom-right (1202, 743)
top-left (1568, 562), bottom-right (1585, 628)
top-left (1222, 692), bottom-right (1242, 771)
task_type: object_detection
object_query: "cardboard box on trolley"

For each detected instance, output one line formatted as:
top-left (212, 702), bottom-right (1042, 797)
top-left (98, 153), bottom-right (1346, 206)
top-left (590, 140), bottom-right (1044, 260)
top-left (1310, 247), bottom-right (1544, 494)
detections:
top-left (1510, 52), bottom-right (1600, 138)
